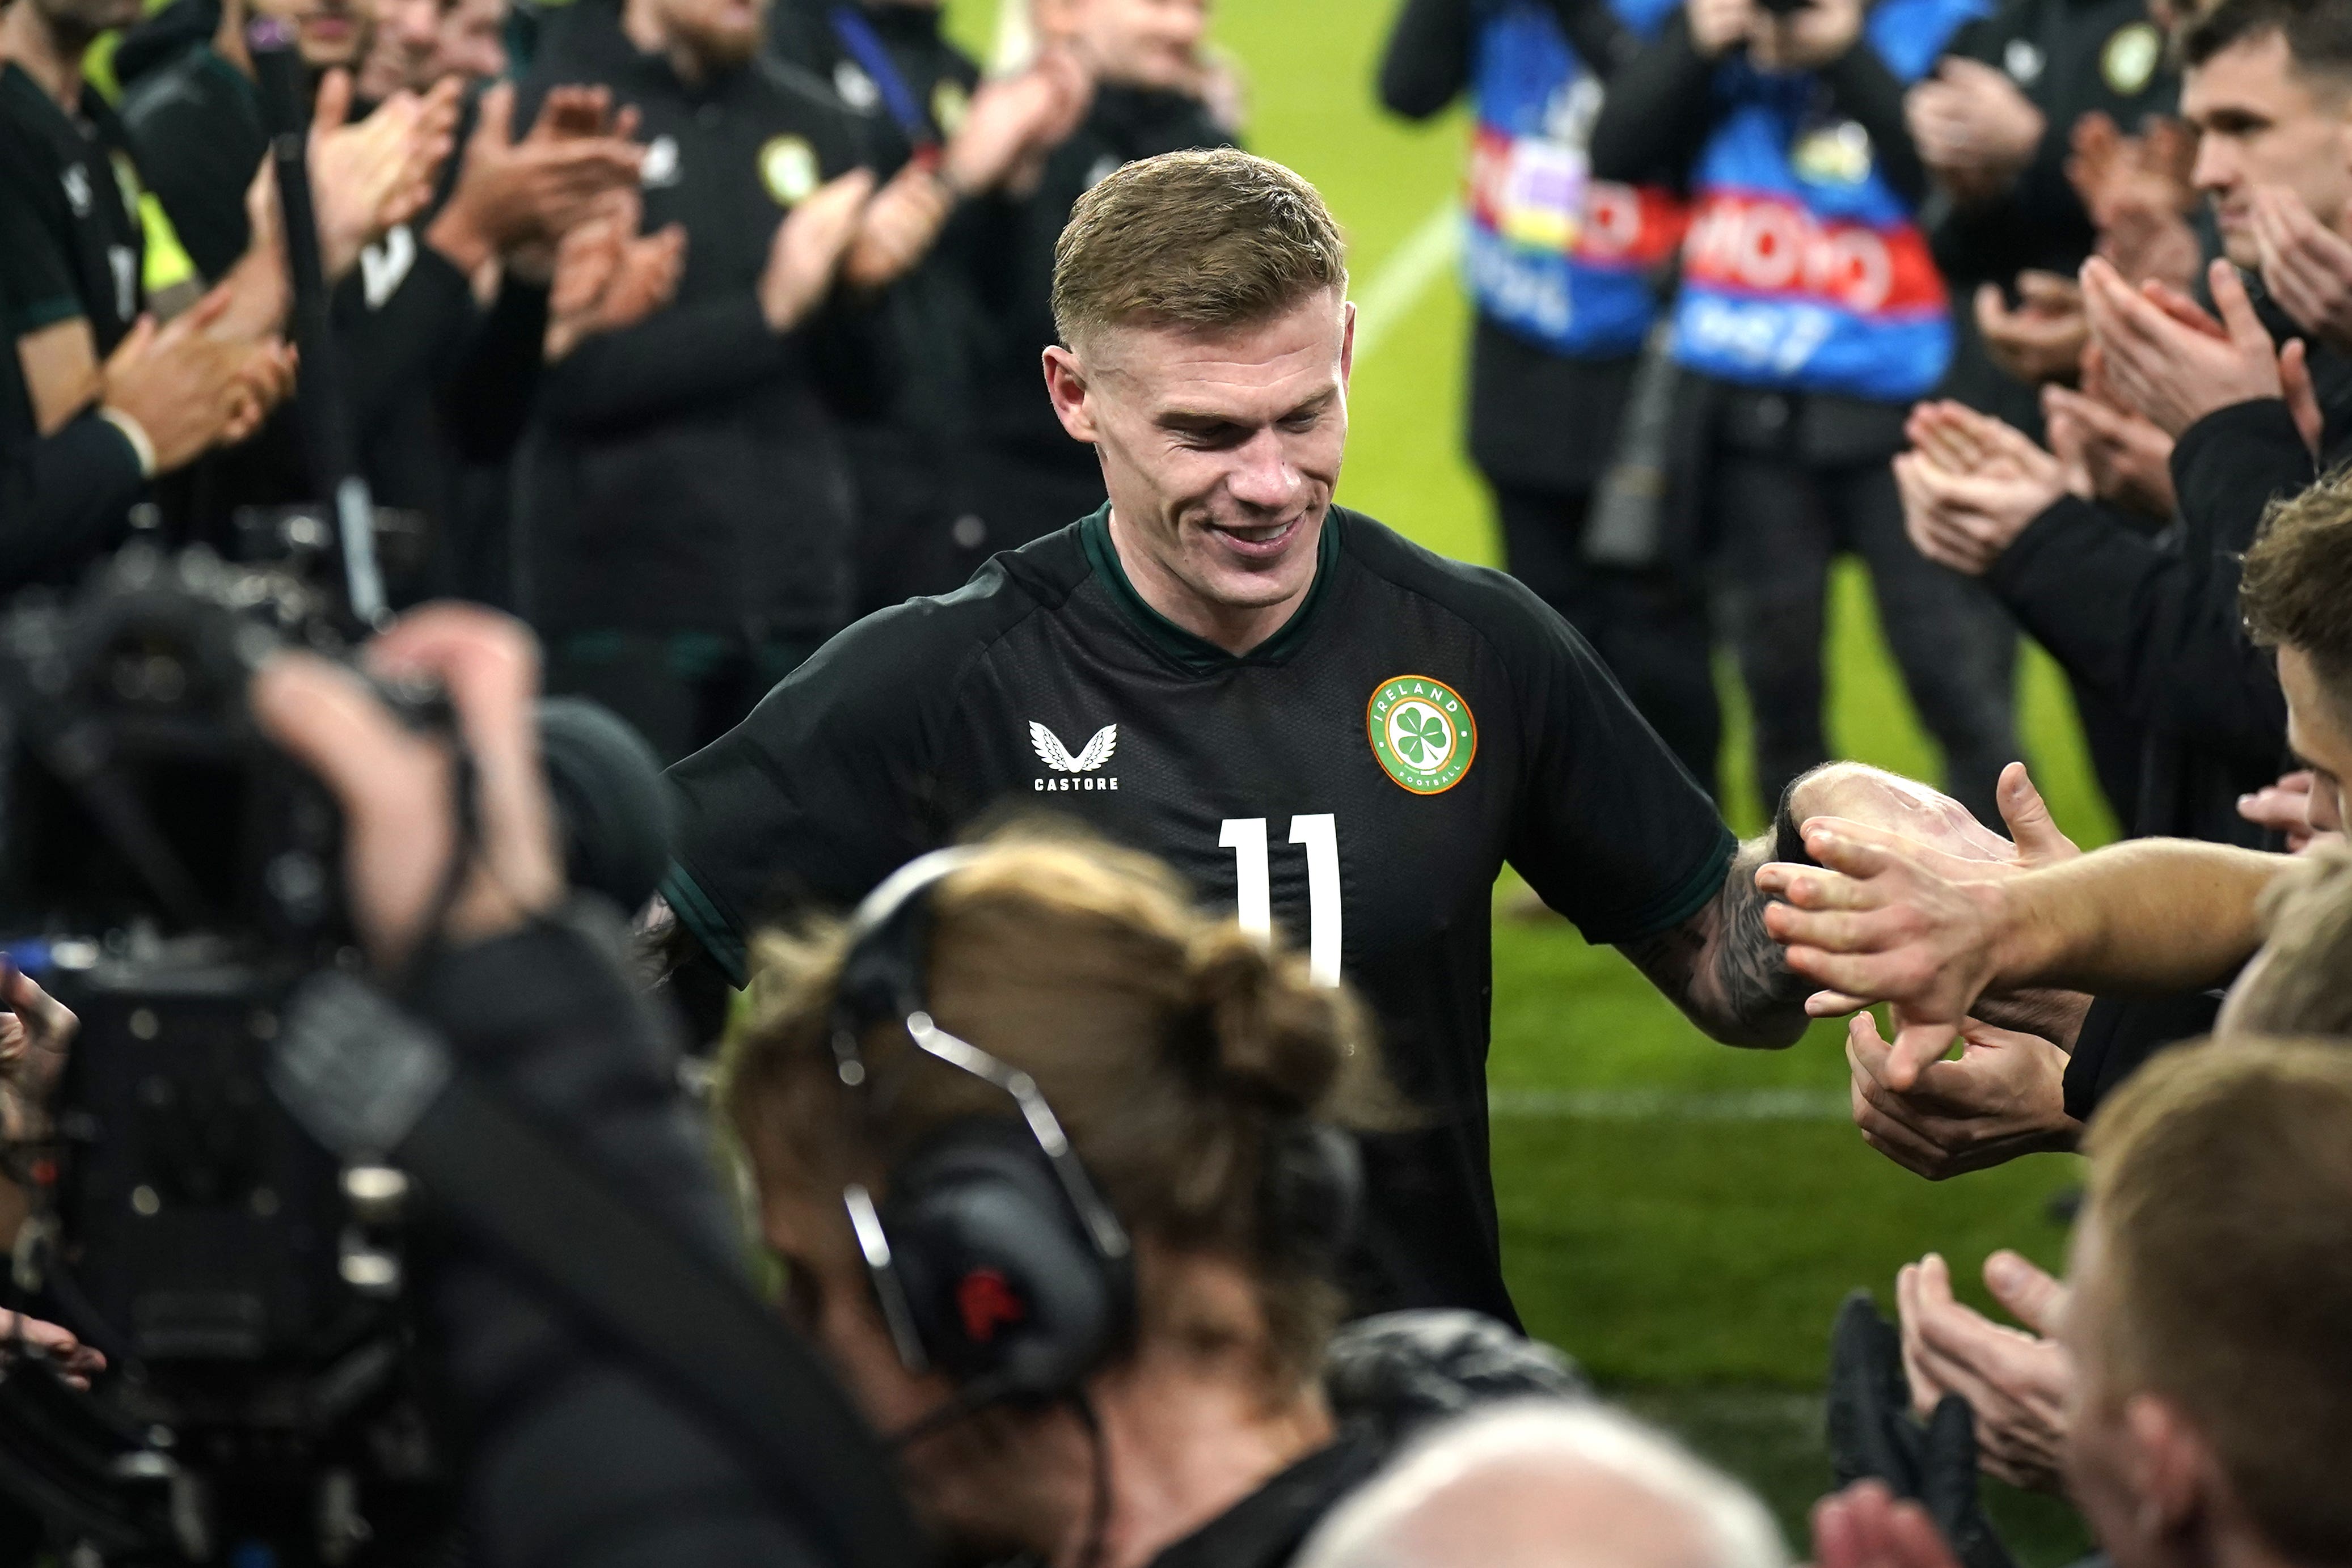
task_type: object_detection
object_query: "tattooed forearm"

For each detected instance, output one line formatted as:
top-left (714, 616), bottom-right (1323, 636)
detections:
top-left (1716, 838), bottom-right (1813, 1030)
top-left (1619, 837), bottom-right (1811, 1047)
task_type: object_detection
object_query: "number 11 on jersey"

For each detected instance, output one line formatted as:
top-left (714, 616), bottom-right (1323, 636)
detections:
top-left (1218, 815), bottom-right (1341, 987)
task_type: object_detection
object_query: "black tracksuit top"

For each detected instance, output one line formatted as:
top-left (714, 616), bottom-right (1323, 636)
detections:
top-left (1927, 0), bottom-right (2177, 426)
top-left (514, 1), bottom-right (890, 641)
top-left (665, 504), bottom-right (1738, 1325)
top-left (0, 65), bottom-right (152, 584)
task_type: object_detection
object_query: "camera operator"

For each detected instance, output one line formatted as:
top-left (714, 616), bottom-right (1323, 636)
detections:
top-left (1589, 0), bottom-right (2024, 829)
top-left (239, 603), bottom-right (854, 1568)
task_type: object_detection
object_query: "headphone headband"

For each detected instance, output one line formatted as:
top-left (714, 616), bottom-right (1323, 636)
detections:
top-left (828, 848), bottom-right (1135, 1398)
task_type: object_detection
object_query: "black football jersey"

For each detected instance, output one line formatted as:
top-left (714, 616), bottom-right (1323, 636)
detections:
top-left (666, 506), bottom-right (1736, 1322)
top-left (0, 64), bottom-right (146, 357)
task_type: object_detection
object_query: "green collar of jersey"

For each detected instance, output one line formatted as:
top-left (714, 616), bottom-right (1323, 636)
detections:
top-left (1080, 505), bottom-right (1340, 675)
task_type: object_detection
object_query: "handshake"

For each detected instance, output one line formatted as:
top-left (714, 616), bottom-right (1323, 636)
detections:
top-left (1754, 756), bottom-right (2343, 1184)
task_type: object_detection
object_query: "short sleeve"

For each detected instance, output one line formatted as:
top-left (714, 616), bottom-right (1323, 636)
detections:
top-left (0, 148), bottom-right (85, 335)
top-left (663, 591), bottom-right (979, 982)
top-left (1497, 586), bottom-right (1737, 945)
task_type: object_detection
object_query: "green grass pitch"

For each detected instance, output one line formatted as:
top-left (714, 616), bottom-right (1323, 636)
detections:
top-left (945, 1), bottom-right (2109, 1546)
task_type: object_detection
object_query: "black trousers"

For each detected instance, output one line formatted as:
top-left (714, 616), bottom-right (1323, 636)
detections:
top-left (1490, 483), bottom-right (1722, 795)
top-left (1707, 448), bottom-right (2020, 827)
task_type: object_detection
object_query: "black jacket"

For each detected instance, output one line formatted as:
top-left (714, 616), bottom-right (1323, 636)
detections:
top-left (407, 906), bottom-right (836, 1568)
top-left (964, 84), bottom-right (1231, 476)
top-left (1589, 9), bottom-right (1928, 206)
top-left (119, 64), bottom-right (550, 593)
top-left (766, 0), bottom-right (985, 439)
top-left (514, 1), bottom-right (890, 641)
top-left (1986, 396), bottom-right (2308, 1118)
top-left (1926, 0), bottom-right (2176, 428)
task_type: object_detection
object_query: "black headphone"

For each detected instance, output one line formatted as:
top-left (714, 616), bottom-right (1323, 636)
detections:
top-left (827, 848), bottom-right (1364, 1407)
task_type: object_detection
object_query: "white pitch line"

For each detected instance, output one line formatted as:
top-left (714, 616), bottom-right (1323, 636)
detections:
top-left (1351, 198), bottom-right (1461, 364)
top-left (1488, 1088), bottom-right (1851, 1122)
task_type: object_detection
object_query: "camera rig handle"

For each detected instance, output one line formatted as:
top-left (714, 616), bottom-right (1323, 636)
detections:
top-left (246, 18), bottom-right (390, 633)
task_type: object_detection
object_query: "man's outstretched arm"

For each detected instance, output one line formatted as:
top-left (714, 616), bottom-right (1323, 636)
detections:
top-left (1760, 823), bottom-right (2288, 1085)
top-left (1620, 835), bottom-right (1814, 1048)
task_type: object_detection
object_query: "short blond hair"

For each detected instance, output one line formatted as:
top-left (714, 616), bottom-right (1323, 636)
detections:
top-left (1050, 147), bottom-right (1349, 348)
top-left (2085, 1037), bottom-right (2352, 1560)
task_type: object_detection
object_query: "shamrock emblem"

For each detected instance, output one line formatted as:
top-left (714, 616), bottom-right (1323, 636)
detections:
top-left (1392, 704), bottom-right (1451, 767)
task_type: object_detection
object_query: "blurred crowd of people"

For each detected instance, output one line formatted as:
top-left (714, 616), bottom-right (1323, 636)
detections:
top-left (1375, 0), bottom-right (2352, 1558)
top-left (2, 0), bottom-right (1241, 760)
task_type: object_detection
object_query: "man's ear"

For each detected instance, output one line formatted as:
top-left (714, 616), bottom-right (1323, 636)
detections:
top-left (1042, 344), bottom-right (1099, 443)
top-left (1339, 298), bottom-right (1357, 391)
top-left (2122, 1393), bottom-right (2223, 1544)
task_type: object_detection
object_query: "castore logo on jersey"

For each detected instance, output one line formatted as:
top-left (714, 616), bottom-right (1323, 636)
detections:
top-left (1029, 722), bottom-right (1121, 792)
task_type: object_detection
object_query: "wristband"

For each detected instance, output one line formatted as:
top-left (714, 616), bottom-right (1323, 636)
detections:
top-left (97, 405), bottom-right (158, 478)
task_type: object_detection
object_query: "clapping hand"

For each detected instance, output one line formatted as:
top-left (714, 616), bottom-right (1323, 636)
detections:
top-left (1898, 1252), bottom-right (2071, 1494)
top-left (310, 70), bottom-right (464, 282)
top-left (100, 288), bottom-right (298, 471)
top-left (759, 170), bottom-right (876, 332)
top-left (546, 191), bottom-right (686, 360)
top-left (1974, 272), bottom-right (2086, 387)
top-left (2080, 255), bottom-right (2284, 437)
top-left (1907, 58), bottom-right (2044, 201)
top-left (1894, 401), bottom-right (2069, 574)
top-left (2066, 111), bottom-right (2199, 290)
top-left (2041, 369), bottom-right (2175, 520)
top-left (844, 49), bottom-right (1093, 290)
top-left (426, 83), bottom-right (645, 278)
top-left (2248, 183), bottom-right (2352, 356)
top-left (943, 46), bottom-right (1094, 199)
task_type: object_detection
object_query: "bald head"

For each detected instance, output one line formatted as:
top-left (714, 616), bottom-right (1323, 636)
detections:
top-left (1297, 1404), bottom-right (1787, 1568)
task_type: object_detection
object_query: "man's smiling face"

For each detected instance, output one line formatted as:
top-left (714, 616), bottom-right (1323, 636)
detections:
top-left (1045, 290), bottom-right (1353, 641)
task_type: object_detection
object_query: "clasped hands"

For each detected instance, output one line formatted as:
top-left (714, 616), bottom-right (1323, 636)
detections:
top-left (1764, 763), bottom-right (2085, 1180)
